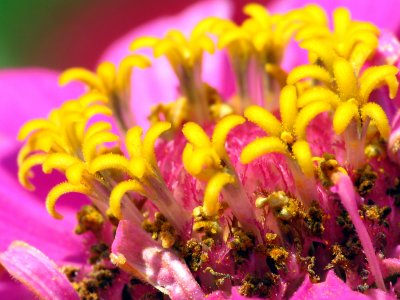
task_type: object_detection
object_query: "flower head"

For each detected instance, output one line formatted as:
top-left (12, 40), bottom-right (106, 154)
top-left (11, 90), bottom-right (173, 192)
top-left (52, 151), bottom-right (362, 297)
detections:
top-left (3, 1), bottom-right (400, 299)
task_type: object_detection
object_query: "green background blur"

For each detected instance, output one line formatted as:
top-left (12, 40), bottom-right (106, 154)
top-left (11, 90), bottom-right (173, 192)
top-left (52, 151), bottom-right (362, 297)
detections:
top-left (0, 0), bottom-right (204, 70)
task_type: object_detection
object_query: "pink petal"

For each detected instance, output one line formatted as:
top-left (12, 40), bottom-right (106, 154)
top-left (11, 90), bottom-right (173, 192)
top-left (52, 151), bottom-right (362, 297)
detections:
top-left (100, 0), bottom-right (233, 129)
top-left (112, 220), bottom-right (205, 299)
top-left (0, 137), bottom-right (86, 264)
top-left (290, 271), bottom-right (369, 300)
top-left (269, 0), bottom-right (400, 33)
top-left (0, 241), bottom-right (79, 300)
top-left (0, 68), bottom-right (84, 139)
top-left (0, 273), bottom-right (33, 300)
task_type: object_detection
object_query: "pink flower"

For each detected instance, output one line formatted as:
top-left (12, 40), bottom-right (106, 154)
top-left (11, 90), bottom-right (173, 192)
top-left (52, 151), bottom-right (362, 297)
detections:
top-left (2, 0), bottom-right (400, 299)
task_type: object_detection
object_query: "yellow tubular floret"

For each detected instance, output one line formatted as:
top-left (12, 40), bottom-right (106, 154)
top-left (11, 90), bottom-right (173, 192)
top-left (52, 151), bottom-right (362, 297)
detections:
top-left (82, 131), bottom-right (119, 163)
top-left (18, 154), bottom-right (47, 190)
top-left (359, 65), bottom-right (399, 102)
top-left (17, 119), bottom-right (55, 141)
top-left (243, 3), bottom-right (270, 26)
top-left (212, 115), bottom-right (245, 158)
top-left (292, 140), bottom-right (314, 177)
top-left (333, 100), bottom-right (359, 135)
top-left (117, 54), bottom-right (151, 89)
top-left (240, 137), bottom-right (288, 164)
top-left (46, 182), bottom-right (90, 219)
top-left (294, 101), bottom-right (331, 140)
top-left (78, 92), bottom-right (109, 107)
top-left (361, 103), bottom-right (390, 139)
top-left (187, 148), bottom-right (220, 177)
top-left (84, 122), bottom-right (113, 140)
top-left (182, 122), bottom-right (212, 148)
top-left (42, 153), bottom-right (80, 174)
top-left (126, 127), bottom-right (143, 159)
top-left (109, 180), bottom-right (146, 219)
top-left (287, 64), bottom-right (332, 85)
top-left (203, 173), bottom-right (234, 217)
top-left (97, 62), bottom-right (116, 92)
top-left (333, 8), bottom-right (351, 37)
top-left (59, 68), bottom-right (104, 91)
top-left (333, 58), bottom-right (357, 101)
top-left (244, 105), bottom-right (282, 136)
top-left (297, 87), bottom-right (341, 108)
top-left (279, 85), bottom-right (298, 130)
top-left (66, 163), bottom-right (85, 185)
top-left (89, 154), bottom-right (132, 175)
top-left (142, 122), bottom-right (171, 167)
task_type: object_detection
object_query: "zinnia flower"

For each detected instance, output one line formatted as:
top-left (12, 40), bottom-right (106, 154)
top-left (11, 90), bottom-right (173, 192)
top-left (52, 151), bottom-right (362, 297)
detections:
top-left (2, 0), bottom-right (400, 299)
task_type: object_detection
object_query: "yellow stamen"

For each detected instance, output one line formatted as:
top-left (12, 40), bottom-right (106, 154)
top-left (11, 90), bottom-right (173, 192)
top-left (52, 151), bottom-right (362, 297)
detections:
top-left (287, 64), bottom-right (332, 85)
top-left (212, 115), bottom-right (245, 158)
top-left (109, 180), bottom-right (146, 219)
top-left (292, 141), bottom-right (314, 177)
top-left (203, 173), bottom-right (235, 217)
top-left (294, 101), bottom-right (331, 140)
top-left (333, 100), bottom-right (359, 135)
top-left (244, 105), bottom-right (282, 136)
top-left (361, 103), bottom-right (390, 139)
top-left (46, 182), bottom-right (90, 219)
top-left (240, 137), bottom-right (288, 164)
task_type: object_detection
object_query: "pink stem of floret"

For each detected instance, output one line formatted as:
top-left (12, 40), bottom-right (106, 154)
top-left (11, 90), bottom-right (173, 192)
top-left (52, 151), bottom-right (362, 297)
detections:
top-left (332, 174), bottom-right (386, 291)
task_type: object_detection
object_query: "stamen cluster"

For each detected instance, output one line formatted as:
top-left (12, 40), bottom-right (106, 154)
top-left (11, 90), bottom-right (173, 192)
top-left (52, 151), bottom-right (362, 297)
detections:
top-left (17, 3), bottom-right (400, 299)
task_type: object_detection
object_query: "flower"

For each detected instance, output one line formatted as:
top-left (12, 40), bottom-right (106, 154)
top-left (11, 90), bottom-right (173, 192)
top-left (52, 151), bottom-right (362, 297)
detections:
top-left (2, 0), bottom-right (400, 299)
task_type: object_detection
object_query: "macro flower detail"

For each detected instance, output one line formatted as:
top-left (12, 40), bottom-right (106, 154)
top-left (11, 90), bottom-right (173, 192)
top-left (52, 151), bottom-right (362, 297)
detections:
top-left (3, 2), bottom-right (400, 299)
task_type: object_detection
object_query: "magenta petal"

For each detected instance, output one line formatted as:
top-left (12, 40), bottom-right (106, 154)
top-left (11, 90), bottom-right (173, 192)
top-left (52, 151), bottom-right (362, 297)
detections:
top-left (0, 68), bottom-right (84, 139)
top-left (290, 271), bottom-right (369, 300)
top-left (0, 138), bottom-right (86, 264)
top-left (270, 0), bottom-right (400, 32)
top-left (0, 241), bottom-right (79, 300)
top-left (388, 110), bottom-right (400, 164)
top-left (100, 0), bottom-right (233, 129)
top-left (112, 220), bottom-right (205, 299)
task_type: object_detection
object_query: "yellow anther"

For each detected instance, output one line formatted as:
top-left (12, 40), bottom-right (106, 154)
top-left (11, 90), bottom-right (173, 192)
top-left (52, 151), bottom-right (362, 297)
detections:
top-left (333, 100), bottom-right (359, 135)
top-left (128, 157), bottom-right (148, 179)
top-left (42, 153), bottom-right (80, 174)
top-left (78, 92), bottom-right (109, 107)
top-left (359, 65), bottom-right (399, 102)
top-left (82, 131), bottom-right (119, 163)
top-left (142, 122), bottom-right (171, 167)
top-left (243, 3), bottom-right (270, 26)
top-left (129, 37), bottom-right (159, 51)
top-left (280, 131), bottom-right (295, 145)
top-left (297, 87), bottom-right (341, 108)
top-left (84, 122), bottom-right (113, 140)
top-left (295, 26), bottom-right (330, 41)
top-left (279, 85), bottom-right (298, 130)
top-left (212, 115), bottom-right (245, 158)
top-left (185, 147), bottom-right (220, 178)
top-left (96, 62), bottom-right (116, 92)
top-left (118, 54), bottom-right (151, 89)
top-left (244, 105), bottom-right (282, 136)
top-left (333, 8), bottom-right (351, 37)
top-left (109, 180), bottom-right (146, 219)
top-left (294, 101), bottom-right (331, 140)
top-left (361, 103), bottom-right (390, 139)
top-left (17, 119), bottom-right (55, 141)
top-left (126, 126), bottom-right (143, 159)
top-left (90, 153), bottom-right (132, 175)
top-left (333, 58), bottom-right (357, 101)
top-left (182, 122), bottom-right (212, 148)
top-left (292, 141), bottom-right (314, 177)
top-left (18, 154), bottom-right (47, 190)
top-left (203, 172), bottom-right (234, 217)
top-left (59, 68), bottom-right (104, 91)
top-left (299, 40), bottom-right (336, 68)
top-left (46, 182), bottom-right (90, 219)
top-left (65, 163), bottom-right (85, 185)
top-left (287, 64), bottom-right (332, 85)
top-left (240, 137), bottom-right (288, 164)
